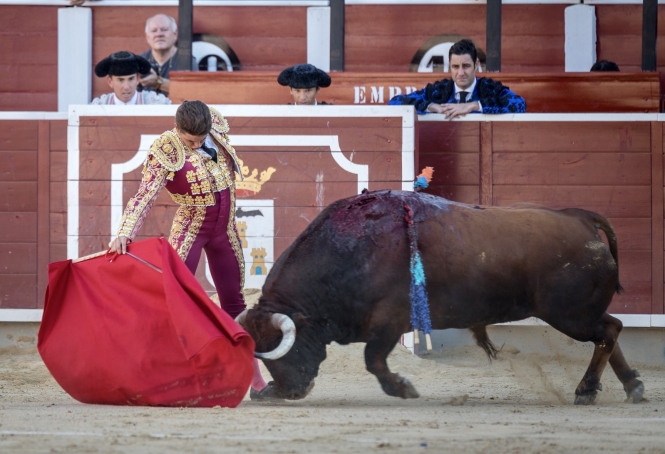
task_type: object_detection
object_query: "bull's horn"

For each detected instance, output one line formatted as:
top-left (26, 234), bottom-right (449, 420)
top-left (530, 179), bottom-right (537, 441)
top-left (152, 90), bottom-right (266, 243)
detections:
top-left (235, 310), bottom-right (248, 327)
top-left (255, 313), bottom-right (296, 360)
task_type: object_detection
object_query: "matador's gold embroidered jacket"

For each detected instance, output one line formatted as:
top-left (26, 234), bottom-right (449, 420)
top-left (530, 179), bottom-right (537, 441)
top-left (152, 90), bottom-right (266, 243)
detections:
top-left (116, 108), bottom-right (242, 241)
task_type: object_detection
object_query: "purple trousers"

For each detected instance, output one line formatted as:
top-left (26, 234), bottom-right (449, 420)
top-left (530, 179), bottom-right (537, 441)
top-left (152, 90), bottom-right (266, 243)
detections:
top-left (182, 190), bottom-right (245, 319)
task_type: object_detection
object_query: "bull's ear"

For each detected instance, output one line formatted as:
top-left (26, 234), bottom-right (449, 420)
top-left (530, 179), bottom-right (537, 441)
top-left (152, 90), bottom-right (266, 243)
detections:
top-left (291, 312), bottom-right (308, 329)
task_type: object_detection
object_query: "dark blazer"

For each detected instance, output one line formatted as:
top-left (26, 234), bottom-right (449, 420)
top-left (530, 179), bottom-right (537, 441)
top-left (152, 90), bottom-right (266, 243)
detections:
top-left (388, 77), bottom-right (526, 115)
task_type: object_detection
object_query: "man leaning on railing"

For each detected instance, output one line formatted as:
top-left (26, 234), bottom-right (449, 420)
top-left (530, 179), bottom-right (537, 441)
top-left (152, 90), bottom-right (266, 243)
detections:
top-left (389, 39), bottom-right (526, 120)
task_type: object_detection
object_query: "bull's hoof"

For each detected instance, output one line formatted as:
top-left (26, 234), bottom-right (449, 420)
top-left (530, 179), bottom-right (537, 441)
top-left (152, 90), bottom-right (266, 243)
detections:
top-left (574, 391), bottom-right (598, 406)
top-left (397, 376), bottom-right (420, 399)
top-left (250, 383), bottom-right (284, 402)
top-left (624, 381), bottom-right (645, 404)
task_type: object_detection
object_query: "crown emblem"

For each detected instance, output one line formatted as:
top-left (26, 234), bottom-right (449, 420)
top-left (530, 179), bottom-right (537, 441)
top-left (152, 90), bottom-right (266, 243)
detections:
top-left (235, 157), bottom-right (276, 197)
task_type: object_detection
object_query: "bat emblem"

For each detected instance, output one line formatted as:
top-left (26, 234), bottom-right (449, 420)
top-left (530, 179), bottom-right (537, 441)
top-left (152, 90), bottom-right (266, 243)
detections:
top-left (236, 207), bottom-right (264, 218)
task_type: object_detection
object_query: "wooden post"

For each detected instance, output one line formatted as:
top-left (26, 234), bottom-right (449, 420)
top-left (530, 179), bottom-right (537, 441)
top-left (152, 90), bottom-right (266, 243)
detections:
top-left (330, 0), bottom-right (344, 71)
top-left (479, 122), bottom-right (493, 206)
top-left (177, 0), bottom-right (194, 71)
top-left (486, 0), bottom-right (502, 72)
top-left (642, 0), bottom-right (657, 72)
top-left (37, 121), bottom-right (50, 308)
top-left (651, 122), bottom-right (664, 314)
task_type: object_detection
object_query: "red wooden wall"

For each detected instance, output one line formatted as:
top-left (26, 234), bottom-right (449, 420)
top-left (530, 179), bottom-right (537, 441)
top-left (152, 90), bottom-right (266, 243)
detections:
top-left (1, 113), bottom-right (663, 316)
top-left (73, 114), bottom-right (407, 261)
top-left (345, 4), bottom-right (566, 73)
top-left (595, 5), bottom-right (665, 73)
top-left (419, 118), bottom-right (663, 315)
top-left (169, 71), bottom-right (661, 113)
top-left (0, 6), bottom-right (57, 111)
top-left (2, 108), bottom-right (410, 308)
top-left (90, 6), bottom-right (308, 99)
top-left (3, 3), bottom-right (665, 111)
top-left (0, 118), bottom-right (67, 308)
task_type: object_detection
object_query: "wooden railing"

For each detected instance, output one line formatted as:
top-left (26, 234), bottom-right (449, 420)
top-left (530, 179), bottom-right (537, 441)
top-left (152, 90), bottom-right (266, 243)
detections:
top-left (170, 72), bottom-right (661, 113)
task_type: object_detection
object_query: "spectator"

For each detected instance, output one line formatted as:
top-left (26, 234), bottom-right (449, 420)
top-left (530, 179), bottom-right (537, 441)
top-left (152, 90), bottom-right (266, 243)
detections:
top-left (277, 64), bottom-right (331, 105)
top-left (139, 14), bottom-right (196, 97)
top-left (389, 39), bottom-right (526, 119)
top-left (590, 60), bottom-right (620, 72)
top-left (91, 51), bottom-right (171, 105)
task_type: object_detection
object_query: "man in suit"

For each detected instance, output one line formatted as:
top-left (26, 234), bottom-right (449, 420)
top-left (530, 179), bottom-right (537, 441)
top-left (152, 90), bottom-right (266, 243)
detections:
top-left (389, 39), bottom-right (526, 120)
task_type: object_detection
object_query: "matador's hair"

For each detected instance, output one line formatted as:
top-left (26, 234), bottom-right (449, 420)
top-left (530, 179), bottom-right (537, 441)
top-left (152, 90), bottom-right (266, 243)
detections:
top-left (176, 100), bottom-right (212, 136)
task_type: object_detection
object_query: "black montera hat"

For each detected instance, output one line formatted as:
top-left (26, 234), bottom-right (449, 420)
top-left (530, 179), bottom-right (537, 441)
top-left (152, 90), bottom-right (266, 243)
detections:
top-left (277, 64), bottom-right (331, 89)
top-left (94, 51), bottom-right (152, 78)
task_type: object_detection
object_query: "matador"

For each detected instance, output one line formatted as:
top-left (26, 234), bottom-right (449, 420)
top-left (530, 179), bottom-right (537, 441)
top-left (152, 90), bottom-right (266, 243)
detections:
top-left (109, 100), bottom-right (271, 398)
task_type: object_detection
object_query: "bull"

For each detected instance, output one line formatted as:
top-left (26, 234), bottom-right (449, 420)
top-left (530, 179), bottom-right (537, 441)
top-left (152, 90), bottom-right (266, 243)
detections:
top-left (236, 190), bottom-right (645, 405)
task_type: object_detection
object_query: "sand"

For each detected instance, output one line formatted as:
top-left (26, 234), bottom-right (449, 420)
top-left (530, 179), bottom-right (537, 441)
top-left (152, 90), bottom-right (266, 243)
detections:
top-left (1, 331), bottom-right (665, 454)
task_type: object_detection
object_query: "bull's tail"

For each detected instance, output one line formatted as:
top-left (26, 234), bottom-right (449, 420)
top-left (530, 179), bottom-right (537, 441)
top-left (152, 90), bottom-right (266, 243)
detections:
top-left (469, 326), bottom-right (500, 361)
top-left (587, 211), bottom-right (624, 294)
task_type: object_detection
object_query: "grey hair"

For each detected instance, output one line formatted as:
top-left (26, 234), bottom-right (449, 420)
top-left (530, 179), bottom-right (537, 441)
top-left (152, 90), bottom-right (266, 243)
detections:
top-left (145, 14), bottom-right (177, 33)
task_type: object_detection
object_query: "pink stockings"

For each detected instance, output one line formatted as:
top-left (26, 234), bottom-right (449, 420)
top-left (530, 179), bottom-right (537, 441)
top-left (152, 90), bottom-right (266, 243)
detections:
top-left (251, 358), bottom-right (268, 391)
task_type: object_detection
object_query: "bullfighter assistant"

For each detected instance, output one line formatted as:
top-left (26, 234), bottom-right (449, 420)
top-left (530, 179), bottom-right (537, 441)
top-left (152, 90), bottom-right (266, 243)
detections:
top-left (109, 101), bottom-right (270, 398)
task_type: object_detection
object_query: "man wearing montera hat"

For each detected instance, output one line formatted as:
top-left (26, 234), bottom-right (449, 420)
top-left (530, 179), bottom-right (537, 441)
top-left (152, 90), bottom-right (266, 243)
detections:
top-left (91, 51), bottom-right (171, 105)
top-left (277, 64), bottom-right (331, 105)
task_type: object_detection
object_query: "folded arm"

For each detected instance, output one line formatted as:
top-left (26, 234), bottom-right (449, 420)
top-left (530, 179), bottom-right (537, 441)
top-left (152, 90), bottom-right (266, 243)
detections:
top-left (479, 86), bottom-right (526, 114)
top-left (388, 83), bottom-right (443, 115)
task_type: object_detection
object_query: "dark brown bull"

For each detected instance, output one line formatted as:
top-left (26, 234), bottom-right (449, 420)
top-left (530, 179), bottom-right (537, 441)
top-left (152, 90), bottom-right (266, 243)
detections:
top-left (236, 190), bottom-right (644, 405)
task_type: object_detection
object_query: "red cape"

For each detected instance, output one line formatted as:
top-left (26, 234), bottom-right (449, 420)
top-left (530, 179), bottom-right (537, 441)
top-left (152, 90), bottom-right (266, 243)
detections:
top-left (38, 237), bottom-right (254, 407)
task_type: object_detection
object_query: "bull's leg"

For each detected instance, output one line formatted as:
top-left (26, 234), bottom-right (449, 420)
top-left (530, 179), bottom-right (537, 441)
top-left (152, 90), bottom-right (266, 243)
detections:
top-left (572, 313), bottom-right (622, 405)
top-left (545, 312), bottom-right (621, 405)
top-left (608, 343), bottom-right (644, 403)
top-left (364, 328), bottom-right (419, 399)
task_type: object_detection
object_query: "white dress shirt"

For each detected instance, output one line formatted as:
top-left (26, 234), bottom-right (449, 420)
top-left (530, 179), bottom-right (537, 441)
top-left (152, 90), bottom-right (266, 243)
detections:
top-left (454, 78), bottom-right (482, 112)
top-left (112, 91), bottom-right (139, 105)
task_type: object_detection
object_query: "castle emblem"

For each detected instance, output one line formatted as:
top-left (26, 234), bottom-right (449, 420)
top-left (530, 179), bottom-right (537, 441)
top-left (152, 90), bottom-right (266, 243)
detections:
top-left (250, 247), bottom-right (267, 276)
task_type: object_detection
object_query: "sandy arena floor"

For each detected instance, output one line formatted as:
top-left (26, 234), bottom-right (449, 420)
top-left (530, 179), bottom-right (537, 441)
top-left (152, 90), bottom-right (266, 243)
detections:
top-left (1, 292), bottom-right (664, 453)
top-left (1, 341), bottom-right (665, 453)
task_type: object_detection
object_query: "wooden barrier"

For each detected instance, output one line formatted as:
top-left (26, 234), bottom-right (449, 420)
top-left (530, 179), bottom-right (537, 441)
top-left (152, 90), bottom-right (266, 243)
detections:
top-left (66, 105), bottom-right (414, 303)
top-left (419, 113), bottom-right (664, 315)
top-left (169, 72), bottom-right (661, 113)
top-left (1, 108), bottom-right (664, 319)
top-left (0, 113), bottom-right (67, 308)
top-left (0, 6), bottom-right (58, 111)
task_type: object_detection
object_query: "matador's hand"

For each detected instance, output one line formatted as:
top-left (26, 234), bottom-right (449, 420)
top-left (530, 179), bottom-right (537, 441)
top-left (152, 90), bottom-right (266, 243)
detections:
top-left (108, 236), bottom-right (129, 255)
